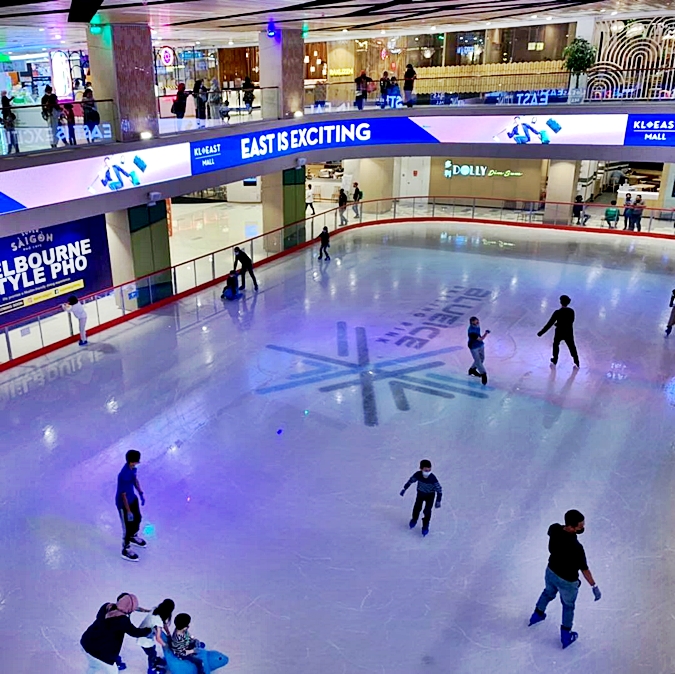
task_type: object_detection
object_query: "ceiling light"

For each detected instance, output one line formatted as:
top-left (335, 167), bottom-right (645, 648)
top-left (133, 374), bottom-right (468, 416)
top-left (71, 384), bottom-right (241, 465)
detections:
top-left (195, 41), bottom-right (200, 45)
top-left (39, 28), bottom-right (44, 32)
top-left (531, 14), bottom-right (538, 18)
top-left (600, 8), bottom-right (606, 11)
top-left (151, 28), bottom-right (157, 34)
top-left (486, 21), bottom-right (491, 25)
top-left (228, 39), bottom-right (233, 45)
top-left (60, 40), bottom-right (65, 44)
top-left (546, 16), bottom-right (552, 20)
top-left (431, 25), bottom-right (437, 30)
top-left (54, 34), bottom-right (61, 39)
top-left (293, 110), bottom-right (303, 118)
top-left (140, 131), bottom-right (153, 140)
top-left (342, 29), bottom-right (348, 33)
top-left (42, 47), bottom-right (46, 51)
top-left (380, 29), bottom-right (386, 34)
top-left (611, 10), bottom-right (618, 14)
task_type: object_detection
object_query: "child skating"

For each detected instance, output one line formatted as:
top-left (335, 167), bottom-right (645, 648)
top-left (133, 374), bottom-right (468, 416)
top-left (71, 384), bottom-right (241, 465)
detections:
top-left (318, 226), bottom-right (330, 260)
top-left (666, 288), bottom-right (675, 336)
top-left (400, 459), bottom-right (442, 536)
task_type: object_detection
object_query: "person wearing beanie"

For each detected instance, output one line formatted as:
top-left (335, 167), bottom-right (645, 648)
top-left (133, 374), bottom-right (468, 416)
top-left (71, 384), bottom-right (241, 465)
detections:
top-left (81, 593), bottom-right (152, 672)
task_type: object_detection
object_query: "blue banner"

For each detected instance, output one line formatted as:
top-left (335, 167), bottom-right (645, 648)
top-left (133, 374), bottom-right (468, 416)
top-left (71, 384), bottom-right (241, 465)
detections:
top-left (624, 114), bottom-right (675, 146)
top-left (0, 214), bottom-right (112, 327)
top-left (190, 117), bottom-right (440, 175)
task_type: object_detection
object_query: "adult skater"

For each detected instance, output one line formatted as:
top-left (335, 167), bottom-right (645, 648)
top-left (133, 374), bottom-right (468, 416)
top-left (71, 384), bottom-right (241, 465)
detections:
top-left (233, 246), bottom-right (258, 291)
top-left (116, 449), bottom-right (146, 562)
top-left (665, 288), bottom-right (675, 336)
top-left (537, 295), bottom-right (579, 368)
top-left (63, 294), bottom-right (88, 345)
top-left (467, 316), bottom-right (490, 386)
top-left (400, 459), bottom-right (442, 537)
top-left (529, 509), bottom-right (601, 649)
top-left (318, 226), bottom-right (330, 260)
top-left (81, 593), bottom-right (152, 673)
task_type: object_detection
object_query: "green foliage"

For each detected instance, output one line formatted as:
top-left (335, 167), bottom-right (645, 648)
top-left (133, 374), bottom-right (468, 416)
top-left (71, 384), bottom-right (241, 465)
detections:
top-left (562, 38), bottom-right (596, 75)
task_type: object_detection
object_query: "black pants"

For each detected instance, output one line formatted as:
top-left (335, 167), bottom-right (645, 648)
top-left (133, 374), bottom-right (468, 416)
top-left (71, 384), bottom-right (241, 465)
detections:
top-left (552, 332), bottom-right (578, 365)
top-left (319, 244), bottom-right (330, 259)
top-left (339, 207), bottom-right (348, 225)
top-left (239, 265), bottom-right (258, 290)
top-left (411, 492), bottom-right (435, 528)
top-left (119, 498), bottom-right (141, 548)
top-left (143, 645), bottom-right (158, 668)
top-left (306, 202), bottom-right (315, 215)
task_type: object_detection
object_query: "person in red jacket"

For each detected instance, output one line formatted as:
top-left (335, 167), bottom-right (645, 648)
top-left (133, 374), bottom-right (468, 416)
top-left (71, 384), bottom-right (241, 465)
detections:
top-left (81, 593), bottom-right (152, 672)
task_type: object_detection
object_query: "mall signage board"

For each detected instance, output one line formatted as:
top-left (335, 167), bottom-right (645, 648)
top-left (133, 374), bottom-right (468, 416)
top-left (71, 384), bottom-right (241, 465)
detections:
top-left (0, 214), bottom-right (112, 327)
top-left (443, 160), bottom-right (523, 178)
top-left (2, 113), bottom-right (675, 216)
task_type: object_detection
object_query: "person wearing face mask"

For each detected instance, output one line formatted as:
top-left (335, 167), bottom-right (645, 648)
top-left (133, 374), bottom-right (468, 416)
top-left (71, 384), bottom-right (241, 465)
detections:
top-left (399, 459), bottom-right (442, 537)
top-left (529, 509), bottom-right (601, 649)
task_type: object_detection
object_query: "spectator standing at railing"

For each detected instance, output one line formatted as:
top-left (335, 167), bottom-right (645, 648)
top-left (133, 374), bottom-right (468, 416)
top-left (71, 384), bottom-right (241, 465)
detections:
top-left (403, 64), bottom-right (417, 107)
top-left (378, 71), bottom-right (391, 109)
top-left (352, 182), bottom-right (363, 218)
top-left (1, 90), bottom-right (13, 122)
top-left (388, 77), bottom-right (402, 108)
top-left (62, 294), bottom-right (88, 346)
top-left (3, 111), bottom-right (19, 154)
top-left (622, 193), bottom-right (633, 230)
top-left (630, 195), bottom-right (644, 232)
top-left (82, 87), bottom-right (100, 143)
top-left (242, 77), bottom-right (255, 115)
top-left (354, 70), bottom-right (373, 111)
top-left (41, 85), bottom-right (61, 148)
top-left (171, 83), bottom-right (189, 131)
top-left (338, 188), bottom-right (348, 226)
top-left (208, 78), bottom-right (221, 121)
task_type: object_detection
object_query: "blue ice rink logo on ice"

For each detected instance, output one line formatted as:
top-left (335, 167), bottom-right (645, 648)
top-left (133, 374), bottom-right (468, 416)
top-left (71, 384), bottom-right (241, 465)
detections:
top-left (256, 322), bottom-right (488, 427)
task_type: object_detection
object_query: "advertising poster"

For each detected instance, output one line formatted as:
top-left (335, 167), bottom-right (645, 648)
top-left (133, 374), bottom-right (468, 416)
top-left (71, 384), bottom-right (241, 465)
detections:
top-left (0, 143), bottom-right (192, 215)
top-left (0, 214), bottom-right (112, 327)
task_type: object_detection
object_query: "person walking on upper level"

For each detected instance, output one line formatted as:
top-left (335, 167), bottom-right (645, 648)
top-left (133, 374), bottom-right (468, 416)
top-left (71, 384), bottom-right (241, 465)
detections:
top-left (528, 509), bottom-right (601, 649)
top-left (172, 83), bottom-right (189, 131)
top-left (537, 294), bottom-right (579, 368)
top-left (338, 188), bottom-right (348, 226)
top-left (305, 183), bottom-right (316, 215)
top-left (352, 182), bottom-right (363, 218)
top-left (379, 71), bottom-right (391, 109)
top-left (208, 78), bottom-right (221, 122)
top-left (354, 70), bottom-right (373, 110)
top-left (41, 85), bottom-right (61, 148)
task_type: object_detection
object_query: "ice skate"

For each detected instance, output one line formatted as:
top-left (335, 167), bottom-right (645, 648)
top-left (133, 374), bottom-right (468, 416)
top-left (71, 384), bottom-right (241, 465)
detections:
top-left (121, 547), bottom-right (139, 562)
top-left (422, 527), bottom-right (429, 536)
top-left (130, 535), bottom-right (147, 547)
top-left (409, 519), bottom-right (417, 529)
top-left (528, 610), bottom-right (546, 626)
top-left (481, 373), bottom-right (488, 386)
top-left (561, 628), bottom-right (578, 649)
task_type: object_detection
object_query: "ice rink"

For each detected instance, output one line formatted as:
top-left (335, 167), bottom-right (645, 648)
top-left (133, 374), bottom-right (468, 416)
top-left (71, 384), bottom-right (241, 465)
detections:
top-left (3, 220), bottom-right (675, 674)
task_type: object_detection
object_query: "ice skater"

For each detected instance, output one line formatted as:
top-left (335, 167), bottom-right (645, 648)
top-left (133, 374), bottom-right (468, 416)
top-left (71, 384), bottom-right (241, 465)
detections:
top-left (233, 246), bottom-right (258, 291)
top-left (170, 613), bottom-right (206, 674)
top-left (467, 316), bottom-right (490, 386)
top-left (62, 294), bottom-right (88, 345)
top-left (137, 599), bottom-right (175, 672)
top-left (81, 593), bottom-right (152, 673)
top-left (400, 459), bottom-right (442, 537)
top-left (529, 509), bottom-right (601, 649)
top-left (221, 270), bottom-right (241, 301)
top-left (666, 289), bottom-right (675, 336)
top-left (318, 226), bottom-right (330, 260)
top-left (116, 449), bottom-right (146, 562)
top-left (537, 295), bottom-right (579, 368)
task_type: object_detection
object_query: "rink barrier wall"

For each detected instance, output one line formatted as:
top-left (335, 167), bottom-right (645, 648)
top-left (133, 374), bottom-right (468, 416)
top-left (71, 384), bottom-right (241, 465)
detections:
top-left (2, 194), bottom-right (674, 373)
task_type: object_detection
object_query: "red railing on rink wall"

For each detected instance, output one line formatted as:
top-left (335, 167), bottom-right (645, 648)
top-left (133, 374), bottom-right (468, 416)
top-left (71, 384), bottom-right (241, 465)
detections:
top-left (1, 193), bottom-right (673, 372)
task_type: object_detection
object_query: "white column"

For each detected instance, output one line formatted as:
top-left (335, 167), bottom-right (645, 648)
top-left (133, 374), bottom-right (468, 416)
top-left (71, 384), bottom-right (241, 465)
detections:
top-left (544, 160), bottom-right (580, 225)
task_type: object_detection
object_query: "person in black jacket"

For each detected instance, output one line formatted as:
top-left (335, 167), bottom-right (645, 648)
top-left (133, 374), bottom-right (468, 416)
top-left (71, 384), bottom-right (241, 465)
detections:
top-left (318, 226), bottom-right (330, 260)
top-left (81, 593), bottom-right (152, 672)
top-left (528, 509), bottom-right (601, 649)
top-left (400, 459), bottom-right (442, 537)
top-left (233, 246), bottom-right (258, 291)
top-left (338, 188), bottom-right (348, 226)
top-left (537, 294), bottom-right (579, 368)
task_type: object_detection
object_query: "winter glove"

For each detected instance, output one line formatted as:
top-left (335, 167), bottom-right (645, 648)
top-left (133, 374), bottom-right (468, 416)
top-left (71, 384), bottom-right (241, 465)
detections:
top-left (140, 493), bottom-right (146, 506)
top-left (126, 510), bottom-right (134, 522)
top-left (399, 489), bottom-right (405, 497)
top-left (592, 585), bottom-right (601, 601)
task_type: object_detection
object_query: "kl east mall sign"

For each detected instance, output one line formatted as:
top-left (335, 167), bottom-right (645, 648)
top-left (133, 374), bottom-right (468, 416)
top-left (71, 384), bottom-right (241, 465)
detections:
top-left (443, 160), bottom-right (523, 179)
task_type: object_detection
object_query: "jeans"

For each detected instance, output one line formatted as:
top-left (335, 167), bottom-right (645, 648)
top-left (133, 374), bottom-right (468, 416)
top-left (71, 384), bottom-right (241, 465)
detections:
top-left (552, 332), bottom-right (578, 365)
top-left (118, 498), bottom-right (141, 549)
top-left (470, 345), bottom-right (486, 374)
top-left (411, 492), bottom-right (435, 528)
top-left (339, 207), bottom-right (348, 225)
top-left (84, 651), bottom-right (117, 673)
top-left (352, 202), bottom-right (361, 218)
top-left (535, 566), bottom-right (580, 629)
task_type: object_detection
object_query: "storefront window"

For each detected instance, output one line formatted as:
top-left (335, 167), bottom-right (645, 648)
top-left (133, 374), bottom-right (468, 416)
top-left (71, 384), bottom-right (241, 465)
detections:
top-left (155, 46), bottom-right (218, 94)
top-left (445, 31), bottom-right (486, 66)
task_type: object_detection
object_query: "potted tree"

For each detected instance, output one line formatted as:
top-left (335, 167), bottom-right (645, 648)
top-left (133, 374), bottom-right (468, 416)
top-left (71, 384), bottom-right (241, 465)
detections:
top-left (562, 37), bottom-right (596, 88)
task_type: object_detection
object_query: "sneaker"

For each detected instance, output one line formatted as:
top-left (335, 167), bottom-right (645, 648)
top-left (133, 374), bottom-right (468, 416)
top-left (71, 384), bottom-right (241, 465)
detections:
top-left (121, 547), bottom-right (139, 562)
top-left (560, 628), bottom-right (579, 649)
top-left (78, 340), bottom-right (88, 346)
top-left (325, 256), bottom-right (330, 260)
top-left (481, 372), bottom-right (488, 386)
top-left (254, 286), bottom-right (259, 291)
top-left (130, 536), bottom-right (147, 548)
top-left (528, 610), bottom-right (546, 626)
top-left (422, 527), bottom-right (429, 536)
top-left (409, 519), bottom-right (417, 529)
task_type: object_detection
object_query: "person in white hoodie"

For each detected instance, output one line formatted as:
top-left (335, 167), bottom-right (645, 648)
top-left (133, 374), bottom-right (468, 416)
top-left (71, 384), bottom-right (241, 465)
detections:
top-left (137, 599), bottom-right (175, 672)
top-left (305, 183), bottom-right (315, 215)
top-left (62, 294), bottom-right (88, 345)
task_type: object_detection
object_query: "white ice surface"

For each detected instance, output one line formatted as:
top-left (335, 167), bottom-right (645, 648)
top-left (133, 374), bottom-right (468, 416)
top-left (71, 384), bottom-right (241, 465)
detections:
top-left (2, 221), bottom-right (675, 674)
